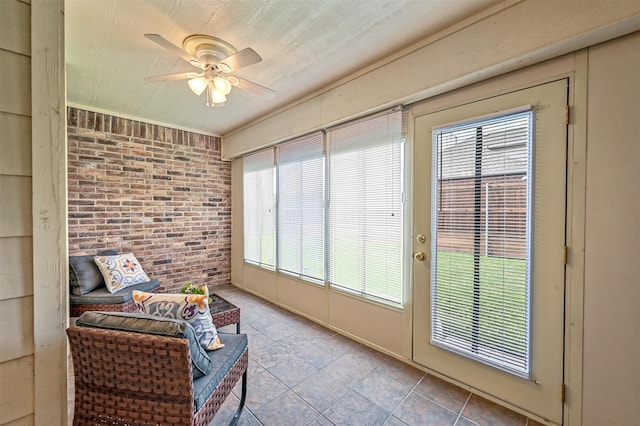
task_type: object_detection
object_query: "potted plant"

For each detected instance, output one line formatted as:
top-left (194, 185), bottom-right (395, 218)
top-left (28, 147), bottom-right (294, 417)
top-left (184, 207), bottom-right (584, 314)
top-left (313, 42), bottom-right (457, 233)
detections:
top-left (180, 282), bottom-right (213, 303)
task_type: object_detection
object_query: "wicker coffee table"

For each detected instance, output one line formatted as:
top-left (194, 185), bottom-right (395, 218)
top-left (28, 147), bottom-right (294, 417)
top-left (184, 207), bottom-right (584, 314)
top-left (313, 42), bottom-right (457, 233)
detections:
top-left (209, 293), bottom-right (241, 333)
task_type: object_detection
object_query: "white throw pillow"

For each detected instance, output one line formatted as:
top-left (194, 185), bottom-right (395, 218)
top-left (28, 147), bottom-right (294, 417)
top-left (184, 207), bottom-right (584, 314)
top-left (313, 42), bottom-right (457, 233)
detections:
top-left (94, 253), bottom-right (150, 293)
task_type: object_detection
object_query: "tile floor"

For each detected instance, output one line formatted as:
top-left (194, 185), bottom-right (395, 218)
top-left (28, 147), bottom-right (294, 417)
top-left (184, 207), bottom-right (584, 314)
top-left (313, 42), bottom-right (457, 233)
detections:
top-left (207, 285), bottom-right (545, 426)
top-left (68, 284), bottom-right (546, 425)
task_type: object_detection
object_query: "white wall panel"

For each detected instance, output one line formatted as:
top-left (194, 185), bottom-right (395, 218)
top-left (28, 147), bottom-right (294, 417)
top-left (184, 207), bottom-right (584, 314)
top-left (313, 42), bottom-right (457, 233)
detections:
top-left (0, 112), bottom-right (32, 176)
top-left (244, 265), bottom-right (277, 301)
top-left (0, 236), bottom-right (33, 301)
top-left (0, 51), bottom-right (31, 116)
top-left (0, 0), bottom-right (31, 56)
top-left (583, 32), bottom-right (640, 426)
top-left (0, 297), bottom-right (34, 363)
top-left (4, 414), bottom-right (35, 426)
top-left (0, 356), bottom-right (34, 424)
top-left (277, 276), bottom-right (328, 324)
top-left (0, 176), bottom-right (32, 238)
top-left (328, 291), bottom-right (405, 356)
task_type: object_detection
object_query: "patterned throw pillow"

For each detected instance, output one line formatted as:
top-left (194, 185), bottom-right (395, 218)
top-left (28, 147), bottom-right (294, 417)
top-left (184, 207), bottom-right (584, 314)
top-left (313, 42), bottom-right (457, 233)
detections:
top-left (94, 253), bottom-right (151, 293)
top-left (132, 290), bottom-right (224, 351)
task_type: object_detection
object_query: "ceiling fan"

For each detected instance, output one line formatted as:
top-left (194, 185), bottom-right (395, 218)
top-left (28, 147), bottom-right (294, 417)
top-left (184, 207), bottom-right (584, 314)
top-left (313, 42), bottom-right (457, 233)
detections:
top-left (144, 33), bottom-right (275, 107)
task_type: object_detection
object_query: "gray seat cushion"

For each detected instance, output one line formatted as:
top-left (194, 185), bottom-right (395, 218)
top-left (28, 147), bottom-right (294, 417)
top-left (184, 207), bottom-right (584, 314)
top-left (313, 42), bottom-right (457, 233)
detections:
top-left (193, 333), bottom-right (248, 412)
top-left (75, 311), bottom-right (213, 379)
top-left (69, 249), bottom-right (119, 295)
top-left (69, 279), bottom-right (160, 304)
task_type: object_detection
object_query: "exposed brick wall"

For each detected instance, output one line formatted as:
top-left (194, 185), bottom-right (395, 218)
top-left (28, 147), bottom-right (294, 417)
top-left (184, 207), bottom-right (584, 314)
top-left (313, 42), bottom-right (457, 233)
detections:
top-left (67, 107), bottom-right (230, 293)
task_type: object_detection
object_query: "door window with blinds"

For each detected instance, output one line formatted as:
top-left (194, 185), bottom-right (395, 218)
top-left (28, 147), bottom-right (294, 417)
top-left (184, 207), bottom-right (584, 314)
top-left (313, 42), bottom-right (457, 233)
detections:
top-left (242, 107), bottom-right (406, 306)
top-left (431, 108), bottom-right (533, 377)
top-left (243, 149), bottom-right (276, 268)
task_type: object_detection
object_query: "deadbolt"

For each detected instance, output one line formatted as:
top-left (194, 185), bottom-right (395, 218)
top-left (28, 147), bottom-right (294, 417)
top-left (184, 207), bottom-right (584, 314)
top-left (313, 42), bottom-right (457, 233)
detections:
top-left (414, 251), bottom-right (426, 262)
top-left (416, 234), bottom-right (426, 244)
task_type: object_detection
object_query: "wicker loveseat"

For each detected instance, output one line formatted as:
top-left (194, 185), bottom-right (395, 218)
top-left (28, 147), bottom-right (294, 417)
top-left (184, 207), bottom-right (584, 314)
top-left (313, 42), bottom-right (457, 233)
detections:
top-left (67, 312), bottom-right (248, 426)
top-left (69, 250), bottom-right (160, 317)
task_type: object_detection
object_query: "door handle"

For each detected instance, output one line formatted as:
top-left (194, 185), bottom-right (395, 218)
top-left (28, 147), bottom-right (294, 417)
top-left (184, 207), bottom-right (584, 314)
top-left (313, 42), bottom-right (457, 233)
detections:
top-left (414, 251), bottom-right (426, 262)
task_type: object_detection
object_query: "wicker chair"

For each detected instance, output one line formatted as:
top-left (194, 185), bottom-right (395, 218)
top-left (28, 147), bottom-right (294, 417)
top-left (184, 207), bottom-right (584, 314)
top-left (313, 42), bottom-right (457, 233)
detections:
top-left (67, 315), bottom-right (248, 425)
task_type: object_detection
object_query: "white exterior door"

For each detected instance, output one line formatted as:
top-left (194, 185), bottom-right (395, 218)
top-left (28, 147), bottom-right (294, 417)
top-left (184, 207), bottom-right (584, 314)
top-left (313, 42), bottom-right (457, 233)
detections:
top-left (412, 79), bottom-right (568, 423)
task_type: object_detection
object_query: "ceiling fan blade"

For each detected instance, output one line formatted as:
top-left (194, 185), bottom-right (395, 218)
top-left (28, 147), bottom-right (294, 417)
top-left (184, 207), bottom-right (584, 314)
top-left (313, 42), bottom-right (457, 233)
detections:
top-left (219, 48), bottom-right (262, 72)
top-left (144, 33), bottom-right (204, 69)
top-left (144, 72), bottom-right (202, 83)
top-left (231, 76), bottom-right (276, 99)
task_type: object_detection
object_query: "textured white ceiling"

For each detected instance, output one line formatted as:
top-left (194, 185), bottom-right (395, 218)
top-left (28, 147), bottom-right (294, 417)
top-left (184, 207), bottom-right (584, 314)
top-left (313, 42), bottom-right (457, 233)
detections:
top-left (66, 0), bottom-right (497, 135)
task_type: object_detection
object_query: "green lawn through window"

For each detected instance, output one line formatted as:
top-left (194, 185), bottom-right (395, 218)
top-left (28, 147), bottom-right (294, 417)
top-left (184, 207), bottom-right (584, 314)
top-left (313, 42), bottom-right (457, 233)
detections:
top-left (434, 250), bottom-right (527, 359)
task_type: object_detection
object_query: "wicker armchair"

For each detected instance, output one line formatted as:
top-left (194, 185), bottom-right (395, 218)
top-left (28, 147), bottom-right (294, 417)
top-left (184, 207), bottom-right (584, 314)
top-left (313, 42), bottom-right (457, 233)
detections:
top-left (67, 314), bottom-right (248, 426)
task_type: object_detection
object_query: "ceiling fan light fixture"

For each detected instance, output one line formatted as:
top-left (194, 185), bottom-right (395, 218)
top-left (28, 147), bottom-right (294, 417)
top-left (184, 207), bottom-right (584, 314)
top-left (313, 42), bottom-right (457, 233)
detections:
top-left (211, 87), bottom-right (228, 104)
top-left (213, 76), bottom-right (232, 95)
top-left (206, 84), bottom-right (227, 107)
top-left (188, 77), bottom-right (207, 96)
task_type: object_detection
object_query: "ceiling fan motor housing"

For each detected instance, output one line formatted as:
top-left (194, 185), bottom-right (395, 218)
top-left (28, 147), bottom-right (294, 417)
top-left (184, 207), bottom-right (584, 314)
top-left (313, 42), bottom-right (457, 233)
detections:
top-left (183, 35), bottom-right (237, 67)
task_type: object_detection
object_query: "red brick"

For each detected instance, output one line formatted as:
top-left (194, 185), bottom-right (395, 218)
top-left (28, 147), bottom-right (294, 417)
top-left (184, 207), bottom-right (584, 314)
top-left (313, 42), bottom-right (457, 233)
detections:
top-left (68, 109), bottom-right (230, 290)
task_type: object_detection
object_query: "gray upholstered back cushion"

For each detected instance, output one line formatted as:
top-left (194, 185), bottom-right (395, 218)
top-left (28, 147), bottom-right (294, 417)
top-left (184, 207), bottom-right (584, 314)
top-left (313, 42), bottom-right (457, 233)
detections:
top-left (69, 249), bottom-right (119, 295)
top-left (75, 311), bottom-right (213, 378)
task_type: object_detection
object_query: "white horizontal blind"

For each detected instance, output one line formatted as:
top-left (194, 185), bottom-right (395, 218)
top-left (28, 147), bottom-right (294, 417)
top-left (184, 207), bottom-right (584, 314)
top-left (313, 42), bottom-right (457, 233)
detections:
top-left (277, 132), bottom-right (325, 281)
top-left (431, 109), bottom-right (532, 377)
top-left (327, 108), bottom-right (405, 304)
top-left (243, 149), bottom-right (276, 268)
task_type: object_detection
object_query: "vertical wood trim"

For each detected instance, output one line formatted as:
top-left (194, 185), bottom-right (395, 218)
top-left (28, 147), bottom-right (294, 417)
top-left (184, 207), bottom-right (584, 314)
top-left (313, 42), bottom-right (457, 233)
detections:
top-left (564, 50), bottom-right (588, 426)
top-left (31, 0), bottom-right (68, 424)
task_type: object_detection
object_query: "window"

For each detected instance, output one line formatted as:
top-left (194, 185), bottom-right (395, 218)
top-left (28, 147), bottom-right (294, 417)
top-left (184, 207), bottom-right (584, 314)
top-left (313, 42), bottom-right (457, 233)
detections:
top-left (327, 108), bottom-right (405, 304)
top-left (277, 132), bottom-right (325, 281)
top-left (242, 107), bottom-right (406, 306)
top-left (431, 109), bottom-right (532, 377)
top-left (243, 149), bottom-right (276, 268)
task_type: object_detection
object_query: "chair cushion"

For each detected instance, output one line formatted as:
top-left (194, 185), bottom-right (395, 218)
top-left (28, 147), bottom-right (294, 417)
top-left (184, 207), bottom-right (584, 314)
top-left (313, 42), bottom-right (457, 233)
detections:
top-left (94, 253), bottom-right (151, 293)
top-left (193, 333), bottom-right (248, 411)
top-left (75, 311), bottom-right (213, 379)
top-left (133, 290), bottom-right (224, 351)
top-left (69, 249), bottom-right (119, 295)
top-left (69, 279), bottom-right (160, 305)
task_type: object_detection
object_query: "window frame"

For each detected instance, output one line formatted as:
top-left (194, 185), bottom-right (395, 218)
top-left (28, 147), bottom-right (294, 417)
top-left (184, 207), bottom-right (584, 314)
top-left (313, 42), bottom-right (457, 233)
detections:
top-left (430, 107), bottom-right (534, 378)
